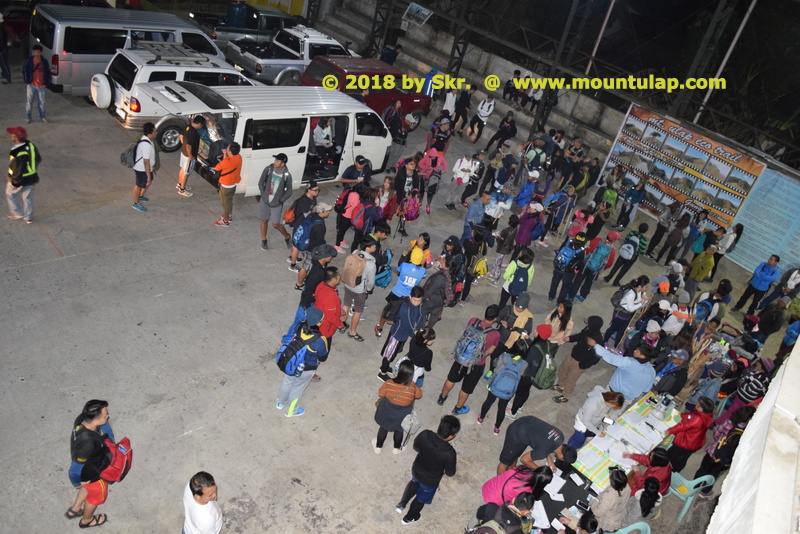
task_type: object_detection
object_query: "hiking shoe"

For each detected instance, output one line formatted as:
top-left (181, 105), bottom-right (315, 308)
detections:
top-left (504, 408), bottom-right (517, 420)
top-left (401, 517), bottom-right (418, 525)
top-left (214, 218), bottom-right (229, 227)
top-left (285, 237), bottom-right (292, 249)
top-left (372, 438), bottom-right (381, 454)
top-left (476, 415), bottom-right (485, 425)
top-left (552, 384), bottom-right (565, 392)
top-left (575, 295), bottom-right (585, 302)
top-left (392, 447), bottom-right (403, 455)
top-left (553, 395), bottom-right (570, 403)
top-left (24, 218), bottom-right (32, 224)
top-left (538, 240), bottom-right (549, 248)
top-left (138, 196), bottom-right (149, 202)
top-left (287, 257), bottom-right (293, 263)
top-left (452, 405), bottom-right (470, 415)
top-left (436, 395), bottom-right (447, 406)
top-left (334, 245), bottom-right (345, 251)
top-left (425, 205), bottom-right (430, 214)
top-left (395, 503), bottom-right (406, 514)
top-left (261, 240), bottom-right (269, 250)
top-left (177, 188), bottom-right (193, 197)
top-left (132, 203), bottom-right (146, 212)
top-left (493, 426), bottom-right (501, 435)
top-left (340, 240), bottom-right (348, 246)
top-left (288, 264), bottom-right (300, 272)
top-left (285, 407), bottom-right (306, 417)
top-left (378, 372), bottom-right (390, 382)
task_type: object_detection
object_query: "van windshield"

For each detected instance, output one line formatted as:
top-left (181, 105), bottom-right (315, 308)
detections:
top-left (175, 81), bottom-right (233, 110)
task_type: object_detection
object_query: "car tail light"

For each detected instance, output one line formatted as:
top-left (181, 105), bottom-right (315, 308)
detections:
top-left (256, 64), bottom-right (262, 74)
top-left (211, 30), bottom-right (217, 39)
top-left (51, 54), bottom-right (59, 75)
top-left (129, 97), bottom-right (141, 113)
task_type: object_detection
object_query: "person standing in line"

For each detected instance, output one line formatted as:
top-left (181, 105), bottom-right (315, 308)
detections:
top-left (603, 275), bottom-right (650, 345)
top-left (6, 126), bottom-right (42, 223)
top-left (212, 142), bottom-right (242, 226)
top-left (758, 265), bottom-right (800, 311)
top-left (732, 254), bottom-right (781, 315)
top-left (442, 88), bottom-right (458, 118)
top-left (506, 325), bottom-right (553, 417)
top-left (257, 153), bottom-right (293, 250)
top-left (644, 201), bottom-right (681, 258)
top-left (373, 360), bottom-right (423, 455)
top-left (340, 237), bottom-right (377, 341)
top-left (0, 14), bottom-right (11, 84)
top-left (313, 266), bottom-right (343, 354)
top-left (444, 153), bottom-right (477, 210)
top-left (183, 472), bottom-right (223, 534)
top-left (23, 44), bottom-right (51, 123)
top-left (684, 245), bottom-right (717, 300)
top-left (551, 315), bottom-right (604, 404)
top-left (394, 415), bottom-right (460, 525)
top-left (378, 286), bottom-right (425, 381)
top-left (282, 244), bottom-right (337, 345)
top-left (572, 231), bottom-right (619, 302)
top-left (176, 115), bottom-right (205, 197)
top-left (467, 95), bottom-right (495, 143)
top-left (462, 192), bottom-right (491, 243)
top-left (276, 308), bottom-right (329, 417)
top-left (708, 223), bottom-right (743, 281)
top-left (287, 181), bottom-right (320, 270)
top-left (453, 86), bottom-right (476, 136)
top-left (484, 111), bottom-right (517, 153)
top-left (603, 223), bottom-right (649, 286)
top-left (67, 400), bottom-right (114, 528)
top-left (340, 155), bottom-right (372, 188)
top-left (131, 122), bottom-right (158, 212)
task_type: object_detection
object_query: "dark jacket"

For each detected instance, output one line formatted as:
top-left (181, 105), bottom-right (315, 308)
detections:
top-left (23, 56), bottom-right (52, 86)
top-left (395, 167), bottom-right (421, 198)
top-left (8, 141), bottom-right (42, 187)
top-left (652, 363), bottom-right (689, 396)
top-left (496, 118), bottom-right (518, 138)
top-left (569, 315), bottom-right (604, 369)
top-left (411, 429), bottom-right (457, 486)
top-left (258, 164), bottom-right (293, 207)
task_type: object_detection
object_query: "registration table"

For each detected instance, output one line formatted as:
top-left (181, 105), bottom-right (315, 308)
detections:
top-left (573, 392), bottom-right (681, 492)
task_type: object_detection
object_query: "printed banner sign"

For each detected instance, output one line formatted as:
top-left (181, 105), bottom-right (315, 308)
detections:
top-left (402, 3), bottom-right (433, 26)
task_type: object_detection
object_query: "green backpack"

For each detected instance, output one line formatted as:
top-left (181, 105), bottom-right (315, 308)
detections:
top-left (532, 351), bottom-right (558, 390)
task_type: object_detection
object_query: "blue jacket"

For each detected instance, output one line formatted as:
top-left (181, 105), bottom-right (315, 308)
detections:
top-left (465, 199), bottom-right (485, 228)
top-left (23, 56), bottom-right (52, 86)
top-left (515, 182), bottom-right (537, 207)
top-left (749, 262), bottom-right (781, 291)
top-left (595, 345), bottom-right (655, 401)
top-left (390, 300), bottom-right (423, 341)
top-left (624, 187), bottom-right (646, 205)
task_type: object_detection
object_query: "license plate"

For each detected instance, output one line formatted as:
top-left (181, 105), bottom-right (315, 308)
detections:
top-left (115, 107), bottom-right (126, 121)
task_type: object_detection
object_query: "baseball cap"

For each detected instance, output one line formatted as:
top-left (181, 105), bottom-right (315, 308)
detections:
top-left (528, 170), bottom-right (540, 179)
top-left (671, 349), bottom-right (689, 362)
top-left (536, 324), bottom-right (553, 340)
top-left (273, 153), bottom-right (288, 163)
top-left (444, 235), bottom-right (459, 247)
top-left (515, 293), bottom-right (531, 309)
top-left (530, 202), bottom-right (544, 212)
top-left (440, 118), bottom-right (450, 125)
top-left (573, 232), bottom-right (587, 244)
top-left (658, 300), bottom-right (671, 311)
top-left (315, 202), bottom-right (333, 213)
top-left (355, 155), bottom-right (367, 165)
top-left (706, 361), bottom-right (727, 376)
top-left (306, 179), bottom-right (319, 190)
top-left (646, 320), bottom-right (661, 333)
top-left (677, 290), bottom-right (691, 304)
top-left (410, 248), bottom-right (424, 266)
top-left (658, 281), bottom-right (671, 293)
top-left (305, 308), bottom-right (324, 326)
top-left (669, 261), bottom-right (683, 274)
top-left (607, 231), bottom-right (621, 241)
top-left (7, 126), bottom-right (27, 139)
top-left (311, 244), bottom-right (338, 260)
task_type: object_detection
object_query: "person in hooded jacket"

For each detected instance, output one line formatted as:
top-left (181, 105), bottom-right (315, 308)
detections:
top-left (652, 348), bottom-right (690, 396)
top-left (551, 315), bottom-right (604, 403)
top-left (506, 325), bottom-right (552, 418)
top-left (499, 246), bottom-right (535, 309)
top-left (421, 259), bottom-right (455, 327)
top-left (666, 396), bottom-right (714, 472)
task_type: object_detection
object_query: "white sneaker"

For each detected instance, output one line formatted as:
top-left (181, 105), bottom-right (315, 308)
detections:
top-left (372, 438), bottom-right (381, 455)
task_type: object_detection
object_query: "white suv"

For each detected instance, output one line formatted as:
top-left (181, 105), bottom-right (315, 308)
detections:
top-left (91, 41), bottom-right (260, 151)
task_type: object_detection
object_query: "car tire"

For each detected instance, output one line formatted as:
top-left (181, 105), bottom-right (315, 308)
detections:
top-left (408, 110), bottom-right (424, 132)
top-left (278, 71), bottom-right (300, 86)
top-left (157, 120), bottom-right (186, 153)
top-left (90, 73), bottom-right (115, 110)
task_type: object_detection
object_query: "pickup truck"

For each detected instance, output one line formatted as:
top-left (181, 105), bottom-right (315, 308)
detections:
top-left (189, 1), bottom-right (298, 47)
top-left (226, 26), bottom-right (352, 86)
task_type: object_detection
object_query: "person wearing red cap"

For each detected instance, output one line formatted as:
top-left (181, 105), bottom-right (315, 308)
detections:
top-left (572, 231), bottom-right (619, 302)
top-left (6, 126), bottom-right (42, 223)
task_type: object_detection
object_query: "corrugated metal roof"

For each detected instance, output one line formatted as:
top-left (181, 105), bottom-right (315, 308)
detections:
top-left (212, 86), bottom-right (375, 114)
top-left (35, 4), bottom-right (195, 29)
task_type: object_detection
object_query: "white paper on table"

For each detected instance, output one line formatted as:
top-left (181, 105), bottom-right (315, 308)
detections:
top-left (608, 448), bottom-right (637, 467)
top-left (645, 414), bottom-right (670, 433)
top-left (623, 428), bottom-right (651, 452)
top-left (623, 411), bottom-right (644, 426)
top-left (636, 424), bottom-right (664, 447)
top-left (544, 476), bottom-right (567, 497)
top-left (532, 499), bottom-right (550, 528)
top-left (570, 472), bottom-right (585, 486)
top-left (591, 482), bottom-right (603, 494)
top-left (551, 517), bottom-right (566, 531)
top-left (550, 491), bottom-right (565, 502)
top-left (605, 423), bottom-right (627, 441)
top-left (577, 447), bottom-right (601, 468)
top-left (590, 435), bottom-right (614, 451)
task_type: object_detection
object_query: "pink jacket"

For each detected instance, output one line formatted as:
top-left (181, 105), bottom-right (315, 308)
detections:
top-left (418, 148), bottom-right (448, 179)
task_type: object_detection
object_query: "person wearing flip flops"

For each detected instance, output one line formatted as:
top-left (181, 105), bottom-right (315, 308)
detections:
top-left (67, 400), bottom-right (115, 528)
top-left (340, 237), bottom-right (377, 342)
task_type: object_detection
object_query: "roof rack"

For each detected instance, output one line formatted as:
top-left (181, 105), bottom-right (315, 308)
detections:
top-left (131, 41), bottom-right (210, 64)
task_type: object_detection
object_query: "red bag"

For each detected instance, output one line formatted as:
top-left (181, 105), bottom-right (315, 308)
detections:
top-left (100, 437), bottom-right (133, 483)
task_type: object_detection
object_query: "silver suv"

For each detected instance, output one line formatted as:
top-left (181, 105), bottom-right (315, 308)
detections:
top-left (91, 41), bottom-right (259, 151)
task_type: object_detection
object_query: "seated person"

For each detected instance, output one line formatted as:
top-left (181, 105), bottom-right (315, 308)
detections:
top-left (313, 117), bottom-right (337, 162)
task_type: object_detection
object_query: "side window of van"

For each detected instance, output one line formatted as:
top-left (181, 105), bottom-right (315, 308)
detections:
top-left (64, 28), bottom-right (127, 54)
top-left (356, 112), bottom-right (386, 137)
top-left (243, 118), bottom-right (307, 150)
top-left (30, 11), bottom-right (56, 50)
top-left (132, 31), bottom-right (176, 43)
top-left (181, 32), bottom-right (218, 56)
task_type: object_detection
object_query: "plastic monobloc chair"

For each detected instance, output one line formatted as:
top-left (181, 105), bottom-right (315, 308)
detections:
top-left (668, 472), bottom-right (716, 523)
top-left (614, 522), bottom-right (652, 534)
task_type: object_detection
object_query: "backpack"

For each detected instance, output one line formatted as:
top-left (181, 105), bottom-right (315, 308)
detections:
top-left (453, 321), bottom-right (496, 370)
top-left (507, 263), bottom-right (529, 296)
top-left (100, 438), bottom-right (133, 483)
top-left (567, 217), bottom-right (587, 237)
top-left (374, 249), bottom-right (394, 287)
top-left (553, 242), bottom-right (579, 272)
top-left (585, 242), bottom-right (612, 272)
top-left (691, 233), bottom-right (708, 254)
top-left (529, 219), bottom-right (546, 242)
top-left (488, 353), bottom-right (526, 400)
top-left (619, 234), bottom-right (640, 260)
top-left (611, 284), bottom-right (633, 311)
top-left (351, 202), bottom-right (371, 231)
top-left (471, 258), bottom-right (488, 277)
top-left (469, 520), bottom-right (506, 534)
top-left (292, 218), bottom-right (323, 251)
top-left (342, 252), bottom-right (367, 287)
top-left (532, 352), bottom-right (557, 389)
top-left (333, 188), bottom-right (350, 215)
top-left (695, 297), bottom-right (720, 323)
top-left (283, 197), bottom-right (301, 225)
top-left (403, 197), bottom-right (421, 221)
top-left (623, 330), bottom-right (642, 351)
top-left (275, 331), bottom-right (321, 376)
top-left (120, 139), bottom-right (148, 168)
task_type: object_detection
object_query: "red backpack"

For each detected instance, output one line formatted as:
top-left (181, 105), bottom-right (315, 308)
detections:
top-left (333, 188), bottom-right (350, 215)
top-left (351, 202), bottom-right (371, 231)
top-left (100, 438), bottom-right (133, 483)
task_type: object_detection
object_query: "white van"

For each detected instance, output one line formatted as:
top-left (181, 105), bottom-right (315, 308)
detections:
top-left (29, 4), bottom-right (226, 96)
top-left (135, 82), bottom-right (392, 194)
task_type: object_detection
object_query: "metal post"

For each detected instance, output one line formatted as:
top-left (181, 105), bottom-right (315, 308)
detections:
top-left (585, 0), bottom-right (616, 75)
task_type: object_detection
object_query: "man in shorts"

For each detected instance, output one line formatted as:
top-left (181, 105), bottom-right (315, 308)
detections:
top-left (436, 305), bottom-right (500, 415)
top-left (67, 400), bottom-right (115, 528)
top-left (340, 237), bottom-right (377, 341)
top-left (257, 153), bottom-right (294, 250)
top-left (177, 115), bottom-right (205, 197)
top-left (496, 415), bottom-right (576, 475)
top-left (131, 122), bottom-right (157, 212)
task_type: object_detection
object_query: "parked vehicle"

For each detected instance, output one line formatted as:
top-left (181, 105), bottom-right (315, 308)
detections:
top-left (28, 4), bottom-right (226, 95)
top-left (225, 26), bottom-right (351, 86)
top-left (132, 81), bottom-right (392, 192)
top-left (189, 1), bottom-right (297, 47)
top-left (301, 57), bottom-right (432, 131)
top-left (2, 3), bottom-right (33, 46)
top-left (90, 42), bottom-right (259, 144)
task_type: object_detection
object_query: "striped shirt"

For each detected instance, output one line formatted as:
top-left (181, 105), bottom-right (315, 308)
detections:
top-left (378, 381), bottom-right (423, 406)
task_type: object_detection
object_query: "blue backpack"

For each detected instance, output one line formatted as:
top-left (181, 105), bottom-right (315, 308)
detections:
top-left (528, 219), bottom-right (546, 242)
top-left (275, 331), bottom-right (321, 376)
top-left (374, 249), bottom-right (394, 288)
top-left (695, 297), bottom-right (720, 323)
top-left (507, 263), bottom-right (529, 295)
top-left (292, 218), bottom-right (323, 251)
top-left (553, 242), bottom-right (580, 272)
top-left (585, 242), bottom-right (612, 272)
top-left (453, 321), bottom-right (496, 370)
top-left (488, 353), bottom-right (526, 400)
